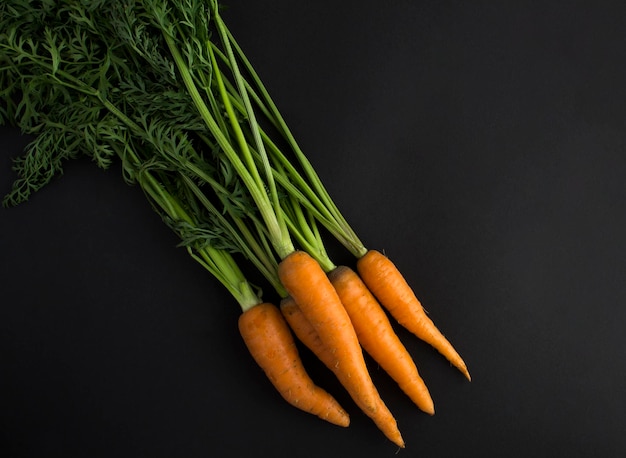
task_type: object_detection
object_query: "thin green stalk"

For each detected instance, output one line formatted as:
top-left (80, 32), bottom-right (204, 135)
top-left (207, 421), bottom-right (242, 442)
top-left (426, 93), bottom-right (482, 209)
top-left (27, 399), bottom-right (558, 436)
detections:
top-left (192, 245), bottom-right (261, 312)
top-left (208, 77), bottom-right (365, 256)
top-left (161, 27), bottom-right (294, 259)
top-left (282, 194), bottom-right (336, 273)
top-left (214, 13), bottom-right (275, 202)
top-left (207, 41), bottom-right (292, 268)
top-left (113, 142), bottom-right (261, 311)
top-left (180, 173), bottom-right (286, 297)
top-left (212, 28), bottom-right (367, 257)
top-left (238, 132), bottom-right (361, 258)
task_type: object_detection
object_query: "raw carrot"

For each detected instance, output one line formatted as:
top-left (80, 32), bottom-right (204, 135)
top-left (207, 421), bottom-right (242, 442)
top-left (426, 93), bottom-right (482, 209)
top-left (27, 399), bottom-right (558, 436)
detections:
top-left (328, 266), bottom-right (435, 415)
top-left (357, 250), bottom-right (471, 381)
top-left (280, 296), bottom-right (337, 372)
top-left (239, 302), bottom-right (350, 427)
top-left (284, 288), bottom-right (434, 415)
top-left (278, 250), bottom-right (404, 448)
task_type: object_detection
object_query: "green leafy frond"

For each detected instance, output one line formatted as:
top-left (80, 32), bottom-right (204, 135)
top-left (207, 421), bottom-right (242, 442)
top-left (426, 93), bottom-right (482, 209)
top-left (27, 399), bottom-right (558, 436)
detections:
top-left (3, 126), bottom-right (79, 206)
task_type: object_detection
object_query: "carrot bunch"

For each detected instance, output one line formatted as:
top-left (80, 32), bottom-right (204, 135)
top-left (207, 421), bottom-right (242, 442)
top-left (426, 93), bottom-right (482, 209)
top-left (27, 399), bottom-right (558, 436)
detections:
top-left (1, 0), bottom-right (470, 448)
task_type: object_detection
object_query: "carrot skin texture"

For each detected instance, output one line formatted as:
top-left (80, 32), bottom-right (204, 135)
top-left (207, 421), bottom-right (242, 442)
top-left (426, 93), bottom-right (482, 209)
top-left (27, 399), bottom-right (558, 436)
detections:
top-left (238, 302), bottom-right (350, 427)
top-left (280, 296), bottom-right (337, 372)
top-left (278, 251), bottom-right (404, 448)
top-left (357, 250), bottom-right (471, 381)
top-left (328, 266), bottom-right (435, 415)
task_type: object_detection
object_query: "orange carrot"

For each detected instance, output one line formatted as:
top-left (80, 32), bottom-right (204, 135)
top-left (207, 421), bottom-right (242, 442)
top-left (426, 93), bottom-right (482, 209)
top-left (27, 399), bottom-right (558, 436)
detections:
top-left (284, 288), bottom-right (434, 415)
top-left (280, 296), bottom-right (337, 372)
top-left (278, 251), bottom-right (404, 448)
top-left (238, 302), bottom-right (350, 427)
top-left (357, 250), bottom-right (471, 381)
top-left (328, 266), bottom-right (435, 415)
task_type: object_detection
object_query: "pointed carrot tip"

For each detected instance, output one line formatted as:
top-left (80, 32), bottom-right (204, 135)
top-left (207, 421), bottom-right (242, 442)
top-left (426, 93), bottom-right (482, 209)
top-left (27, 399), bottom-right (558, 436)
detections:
top-left (455, 362), bottom-right (471, 381)
top-left (337, 419), bottom-right (350, 428)
top-left (417, 397), bottom-right (435, 416)
top-left (326, 411), bottom-right (350, 428)
top-left (391, 430), bottom-right (405, 448)
top-left (383, 425), bottom-right (405, 449)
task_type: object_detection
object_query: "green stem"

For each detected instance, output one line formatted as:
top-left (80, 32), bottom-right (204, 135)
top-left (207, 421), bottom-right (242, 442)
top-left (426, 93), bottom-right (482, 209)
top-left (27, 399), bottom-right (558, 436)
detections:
top-left (208, 22), bottom-right (291, 262)
top-left (161, 29), bottom-right (294, 259)
top-left (180, 173), bottom-right (286, 297)
top-left (209, 79), bottom-right (365, 257)
top-left (283, 195), bottom-right (336, 273)
top-left (113, 143), bottom-right (261, 311)
top-left (211, 30), bottom-right (367, 257)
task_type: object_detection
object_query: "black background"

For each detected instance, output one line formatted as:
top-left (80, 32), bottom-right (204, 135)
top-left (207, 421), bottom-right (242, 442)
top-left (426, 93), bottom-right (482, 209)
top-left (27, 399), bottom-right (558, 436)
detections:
top-left (2, 1), bottom-right (626, 456)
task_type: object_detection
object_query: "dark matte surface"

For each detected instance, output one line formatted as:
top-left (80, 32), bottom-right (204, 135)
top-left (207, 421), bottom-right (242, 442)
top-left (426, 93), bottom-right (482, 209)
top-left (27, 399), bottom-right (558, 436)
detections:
top-left (2, 1), bottom-right (626, 456)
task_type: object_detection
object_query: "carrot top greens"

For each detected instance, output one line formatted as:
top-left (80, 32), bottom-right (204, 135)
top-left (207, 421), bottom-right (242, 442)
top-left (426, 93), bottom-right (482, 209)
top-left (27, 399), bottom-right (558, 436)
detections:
top-left (1, 0), bottom-right (365, 267)
top-left (1, 1), bottom-right (471, 445)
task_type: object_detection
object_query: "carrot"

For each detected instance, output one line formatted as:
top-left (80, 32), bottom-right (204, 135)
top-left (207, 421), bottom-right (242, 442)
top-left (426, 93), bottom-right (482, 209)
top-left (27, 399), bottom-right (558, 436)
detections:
top-left (280, 296), bottom-right (338, 372)
top-left (284, 287), bottom-right (434, 415)
top-left (238, 302), bottom-right (350, 427)
top-left (357, 250), bottom-right (471, 381)
top-left (278, 250), bottom-right (404, 448)
top-left (328, 266), bottom-right (435, 415)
